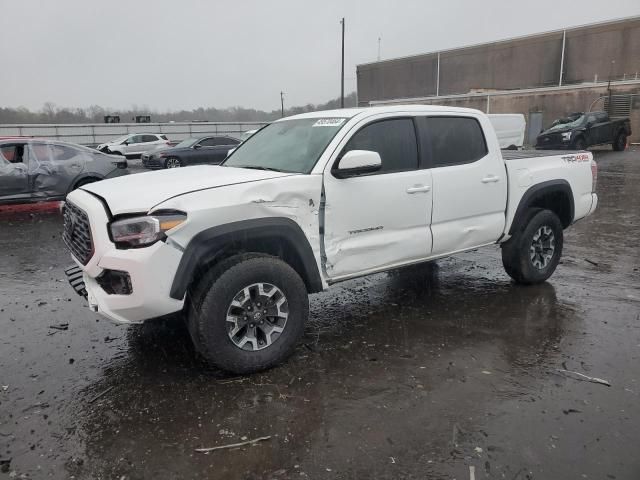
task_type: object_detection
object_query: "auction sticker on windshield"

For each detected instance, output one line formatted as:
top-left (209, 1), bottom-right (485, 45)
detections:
top-left (313, 118), bottom-right (346, 127)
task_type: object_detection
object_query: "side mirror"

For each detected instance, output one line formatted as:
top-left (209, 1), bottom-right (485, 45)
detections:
top-left (193, 144), bottom-right (202, 149)
top-left (332, 150), bottom-right (382, 179)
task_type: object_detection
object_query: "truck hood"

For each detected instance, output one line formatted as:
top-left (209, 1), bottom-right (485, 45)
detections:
top-left (80, 165), bottom-right (291, 214)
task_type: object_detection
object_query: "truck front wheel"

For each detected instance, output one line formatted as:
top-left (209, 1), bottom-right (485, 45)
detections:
top-left (501, 209), bottom-right (564, 284)
top-left (186, 254), bottom-right (308, 374)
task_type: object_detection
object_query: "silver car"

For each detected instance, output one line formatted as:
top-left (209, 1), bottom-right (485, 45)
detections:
top-left (0, 139), bottom-right (128, 205)
top-left (97, 133), bottom-right (170, 158)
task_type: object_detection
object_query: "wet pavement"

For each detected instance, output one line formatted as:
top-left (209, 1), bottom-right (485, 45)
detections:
top-left (1, 149), bottom-right (639, 479)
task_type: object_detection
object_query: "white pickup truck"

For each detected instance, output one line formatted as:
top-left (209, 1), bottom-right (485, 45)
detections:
top-left (64, 106), bottom-right (598, 373)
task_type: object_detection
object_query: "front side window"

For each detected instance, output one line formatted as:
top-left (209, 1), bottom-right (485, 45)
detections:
top-left (340, 118), bottom-right (418, 174)
top-left (595, 112), bottom-right (608, 122)
top-left (224, 117), bottom-right (348, 173)
top-left (199, 138), bottom-right (217, 147)
top-left (0, 144), bottom-right (22, 163)
top-left (50, 144), bottom-right (82, 162)
top-left (420, 116), bottom-right (488, 167)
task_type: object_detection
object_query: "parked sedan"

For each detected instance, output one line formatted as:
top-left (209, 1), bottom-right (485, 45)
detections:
top-left (97, 133), bottom-right (170, 158)
top-left (141, 135), bottom-right (240, 169)
top-left (0, 139), bottom-right (128, 205)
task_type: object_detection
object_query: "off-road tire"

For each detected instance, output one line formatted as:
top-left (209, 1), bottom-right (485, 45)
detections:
top-left (613, 132), bottom-right (627, 152)
top-left (186, 254), bottom-right (308, 374)
top-left (501, 209), bottom-right (564, 284)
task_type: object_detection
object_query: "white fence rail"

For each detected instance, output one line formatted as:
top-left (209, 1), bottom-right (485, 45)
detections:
top-left (0, 122), bottom-right (268, 146)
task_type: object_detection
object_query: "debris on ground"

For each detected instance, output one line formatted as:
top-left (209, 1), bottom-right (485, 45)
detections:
top-left (556, 369), bottom-right (611, 387)
top-left (563, 408), bottom-right (582, 415)
top-left (88, 386), bottom-right (115, 404)
top-left (0, 457), bottom-right (11, 473)
top-left (49, 323), bottom-right (69, 331)
top-left (584, 258), bottom-right (599, 266)
top-left (195, 435), bottom-right (272, 453)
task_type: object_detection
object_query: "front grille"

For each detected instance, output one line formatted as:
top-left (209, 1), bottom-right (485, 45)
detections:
top-left (63, 201), bottom-right (94, 265)
top-left (538, 133), bottom-right (562, 145)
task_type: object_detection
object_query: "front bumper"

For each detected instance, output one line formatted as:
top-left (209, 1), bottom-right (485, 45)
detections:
top-left (141, 154), bottom-right (164, 169)
top-left (63, 190), bottom-right (184, 324)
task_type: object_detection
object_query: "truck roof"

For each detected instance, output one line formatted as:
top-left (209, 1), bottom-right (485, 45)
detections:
top-left (279, 105), bottom-right (485, 122)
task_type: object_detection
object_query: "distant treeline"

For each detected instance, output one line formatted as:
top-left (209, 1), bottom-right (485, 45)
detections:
top-left (0, 92), bottom-right (358, 124)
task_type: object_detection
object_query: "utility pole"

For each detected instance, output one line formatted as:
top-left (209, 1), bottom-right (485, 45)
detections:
top-left (280, 91), bottom-right (285, 117)
top-left (340, 17), bottom-right (345, 108)
top-left (377, 37), bottom-right (381, 61)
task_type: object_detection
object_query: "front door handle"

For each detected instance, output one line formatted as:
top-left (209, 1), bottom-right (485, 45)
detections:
top-left (481, 175), bottom-right (500, 183)
top-left (406, 185), bottom-right (431, 194)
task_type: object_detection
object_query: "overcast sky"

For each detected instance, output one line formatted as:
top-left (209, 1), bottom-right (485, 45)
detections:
top-left (1, 0), bottom-right (639, 112)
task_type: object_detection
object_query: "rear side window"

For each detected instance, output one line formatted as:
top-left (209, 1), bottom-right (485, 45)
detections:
top-left (50, 144), bottom-right (82, 161)
top-left (341, 118), bottom-right (418, 173)
top-left (142, 135), bottom-right (158, 143)
top-left (419, 116), bottom-right (487, 167)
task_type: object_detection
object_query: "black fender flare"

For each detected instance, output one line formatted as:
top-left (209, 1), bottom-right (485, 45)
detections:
top-left (508, 180), bottom-right (574, 235)
top-left (169, 217), bottom-right (323, 300)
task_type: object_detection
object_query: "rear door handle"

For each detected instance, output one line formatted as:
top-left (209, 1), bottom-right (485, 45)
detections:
top-left (481, 175), bottom-right (500, 183)
top-left (406, 185), bottom-right (431, 194)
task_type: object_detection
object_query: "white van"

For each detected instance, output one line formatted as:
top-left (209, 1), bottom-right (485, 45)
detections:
top-left (488, 114), bottom-right (526, 149)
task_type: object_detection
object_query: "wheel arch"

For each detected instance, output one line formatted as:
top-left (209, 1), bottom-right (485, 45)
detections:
top-left (509, 180), bottom-right (574, 234)
top-left (170, 217), bottom-right (323, 300)
top-left (68, 173), bottom-right (104, 194)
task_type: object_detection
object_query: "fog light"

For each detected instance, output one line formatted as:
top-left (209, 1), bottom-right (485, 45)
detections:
top-left (97, 269), bottom-right (132, 295)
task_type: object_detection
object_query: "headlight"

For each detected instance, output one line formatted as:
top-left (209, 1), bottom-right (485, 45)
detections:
top-left (561, 132), bottom-right (572, 141)
top-left (110, 212), bottom-right (186, 248)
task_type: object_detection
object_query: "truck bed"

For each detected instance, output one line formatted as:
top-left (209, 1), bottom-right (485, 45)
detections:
top-left (502, 149), bottom-right (578, 160)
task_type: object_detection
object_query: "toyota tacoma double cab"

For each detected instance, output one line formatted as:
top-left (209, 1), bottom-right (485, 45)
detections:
top-left (64, 106), bottom-right (598, 374)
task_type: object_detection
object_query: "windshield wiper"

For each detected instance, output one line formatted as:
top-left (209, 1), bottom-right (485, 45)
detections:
top-left (237, 165), bottom-right (286, 173)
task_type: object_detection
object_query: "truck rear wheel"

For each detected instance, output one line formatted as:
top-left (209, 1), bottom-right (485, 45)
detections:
top-left (613, 132), bottom-right (627, 151)
top-left (501, 209), bottom-right (564, 284)
top-left (186, 254), bottom-right (308, 374)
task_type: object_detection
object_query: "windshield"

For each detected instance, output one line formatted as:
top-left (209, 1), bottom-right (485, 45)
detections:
top-left (547, 115), bottom-right (585, 132)
top-left (174, 137), bottom-right (199, 148)
top-left (109, 134), bottom-right (131, 144)
top-left (223, 117), bottom-right (348, 173)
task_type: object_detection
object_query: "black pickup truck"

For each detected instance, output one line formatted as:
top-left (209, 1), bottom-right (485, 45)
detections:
top-left (536, 111), bottom-right (631, 151)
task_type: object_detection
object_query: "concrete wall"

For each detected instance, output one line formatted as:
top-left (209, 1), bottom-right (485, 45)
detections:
top-left (439, 32), bottom-right (563, 95)
top-left (357, 16), bottom-right (640, 105)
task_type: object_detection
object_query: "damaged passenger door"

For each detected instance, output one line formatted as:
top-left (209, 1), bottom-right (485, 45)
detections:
top-left (26, 142), bottom-right (83, 199)
top-left (322, 116), bottom-right (433, 280)
top-left (0, 143), bottom-right (30, 203)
